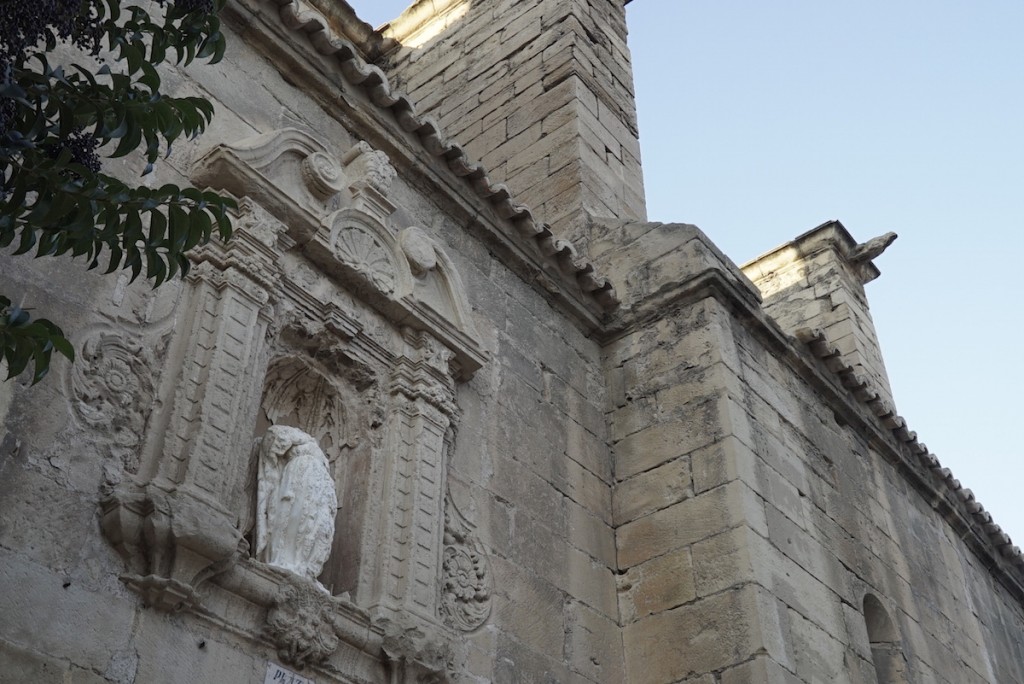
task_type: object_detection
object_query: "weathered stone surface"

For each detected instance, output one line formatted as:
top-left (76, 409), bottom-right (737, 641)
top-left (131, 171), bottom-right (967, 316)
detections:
top-left (719, 655), bottom-right (802, 684)
top-left (564, 600), bottom-right (625, 684)
top-left (622, 585), bottom-right (769, 684)
top-left (618, 547), bottom-right (697, 624)
top-left (0, 1), bottom-right (1023, 683)
top-left (0, 549), bottom-right (137, 675)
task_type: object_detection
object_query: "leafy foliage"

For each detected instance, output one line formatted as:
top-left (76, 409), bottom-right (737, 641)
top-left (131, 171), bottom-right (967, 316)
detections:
top-left (1, 0), bottom-right (234, 384)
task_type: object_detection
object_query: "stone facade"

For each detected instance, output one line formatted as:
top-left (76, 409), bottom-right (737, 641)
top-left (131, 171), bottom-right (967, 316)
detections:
top-left (1, 1), bottom-right (1022, 683)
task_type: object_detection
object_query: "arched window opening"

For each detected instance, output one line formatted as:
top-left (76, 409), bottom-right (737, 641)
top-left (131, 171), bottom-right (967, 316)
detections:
top-left (863, 594), bottom-right (910, 684)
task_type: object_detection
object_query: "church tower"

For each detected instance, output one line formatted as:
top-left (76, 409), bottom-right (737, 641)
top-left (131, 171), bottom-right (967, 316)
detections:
top-left (381, 0), bottom-right (646, 247)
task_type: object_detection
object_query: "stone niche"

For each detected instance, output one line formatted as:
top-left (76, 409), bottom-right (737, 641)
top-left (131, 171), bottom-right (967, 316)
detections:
top-left (96, 127), bottom-right (491, 681)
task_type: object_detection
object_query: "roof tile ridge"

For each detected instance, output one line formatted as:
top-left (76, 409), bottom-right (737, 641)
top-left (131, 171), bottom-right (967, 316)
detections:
top-left (272, 0), bottom-right (620, 312)
top-left (794, 328), bottom-right (1024, 575)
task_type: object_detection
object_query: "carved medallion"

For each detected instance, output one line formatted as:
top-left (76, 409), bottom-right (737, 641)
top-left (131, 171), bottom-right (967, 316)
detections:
top-left (332, 228), bottom-right (396, 294)
top-left (439, 491), bottom-right (492, 631)
top-left (69, 331), bottom-right (156, 472)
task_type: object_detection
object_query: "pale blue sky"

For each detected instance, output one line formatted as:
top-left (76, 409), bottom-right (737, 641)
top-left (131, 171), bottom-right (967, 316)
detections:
top-left (354, 2), bottom-right (1024, 545)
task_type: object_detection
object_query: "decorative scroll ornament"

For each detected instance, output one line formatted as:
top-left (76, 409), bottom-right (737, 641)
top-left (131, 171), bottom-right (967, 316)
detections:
top-left (265, 574), bottom-right (340, 669)
top-left (342, 141), bottom-right (396, 196)
top-left (70, 331), bottom-right (156, 471)
top-left (439, 491), bottom-right (492, 631)
top-left (333, 227), bottom-right (396, 294)
top-left (301, 151), bottom-right (345, 201)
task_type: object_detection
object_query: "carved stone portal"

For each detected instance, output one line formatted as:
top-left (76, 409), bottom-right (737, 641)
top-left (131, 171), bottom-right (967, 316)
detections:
top-left (256, 425), bottom-right (338, 584)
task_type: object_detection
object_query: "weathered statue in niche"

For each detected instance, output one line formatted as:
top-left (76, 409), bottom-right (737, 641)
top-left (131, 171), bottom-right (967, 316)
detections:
top-left (256, 425), bottom-right (338, 585)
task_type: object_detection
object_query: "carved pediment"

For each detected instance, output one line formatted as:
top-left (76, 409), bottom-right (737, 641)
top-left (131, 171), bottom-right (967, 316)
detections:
top-left (192, 128), bottom-right (351, 245)
top-left (193, 127), bottom-right (487, 378)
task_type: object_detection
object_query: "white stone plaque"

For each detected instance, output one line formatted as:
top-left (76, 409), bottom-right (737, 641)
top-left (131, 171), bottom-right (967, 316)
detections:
top-left (265, 661), bottom-right (315, 684)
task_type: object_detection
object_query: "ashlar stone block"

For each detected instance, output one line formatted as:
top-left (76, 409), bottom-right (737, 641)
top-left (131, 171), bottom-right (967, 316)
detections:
top-left (618, 547), bottom-right (697, 624)
top-left (622, 584), bottom-right (771, 684)
top-left (617, 480), bottom-right (767, 570)
top-left (613, 455), bottom-right (693, 527)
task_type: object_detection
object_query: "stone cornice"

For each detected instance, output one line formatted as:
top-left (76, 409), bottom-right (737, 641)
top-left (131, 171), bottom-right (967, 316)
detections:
top-left (377, 0), bottom-right (467, 49)
top-left (227, 0), bottom-right (621, 329)
top-left (742, 219), bottom-right (886, 286)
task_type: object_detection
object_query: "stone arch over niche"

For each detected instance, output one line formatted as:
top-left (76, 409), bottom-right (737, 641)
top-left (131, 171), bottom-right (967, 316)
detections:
top-left (257, 356), bottom-right (352, 460)
top-left (250, 355), bottom-right (366, 596)
top-left (863, 594), bottom-right (910, 684)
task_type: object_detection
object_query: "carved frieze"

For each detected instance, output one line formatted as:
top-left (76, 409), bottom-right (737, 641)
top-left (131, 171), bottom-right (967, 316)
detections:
top-left (439, 490), bottom-right (492, 632)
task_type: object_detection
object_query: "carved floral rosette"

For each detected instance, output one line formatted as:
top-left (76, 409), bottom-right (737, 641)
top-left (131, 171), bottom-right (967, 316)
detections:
top-left (265, 573), bottom-right (341, 669)
top-left (439, 491), bottom-right (492, 631)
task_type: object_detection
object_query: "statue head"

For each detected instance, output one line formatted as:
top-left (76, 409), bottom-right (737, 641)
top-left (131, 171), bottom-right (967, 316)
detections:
top-left (263, 424), bottom-right (318, 463)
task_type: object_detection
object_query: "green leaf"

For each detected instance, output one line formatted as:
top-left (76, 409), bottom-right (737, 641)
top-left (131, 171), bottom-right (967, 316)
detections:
top-left (1, 0), bottom-right (233, 385)
top-left (51, 333), bottom-right (75, 362)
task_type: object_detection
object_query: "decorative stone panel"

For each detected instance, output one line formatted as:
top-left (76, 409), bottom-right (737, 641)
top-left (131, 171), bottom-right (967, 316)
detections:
top-left (439, 488), bottom-right (492, 632)
top-left (100, 198), bottom-right (289, 611)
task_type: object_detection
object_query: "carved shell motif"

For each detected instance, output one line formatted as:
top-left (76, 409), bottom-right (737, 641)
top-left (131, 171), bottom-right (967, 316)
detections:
top-left (261, 359), bottom-right (349, 460)
top-left (332, 228), bottom-right (396, 295)
top-left (440, 491), bottom-right (492, 631)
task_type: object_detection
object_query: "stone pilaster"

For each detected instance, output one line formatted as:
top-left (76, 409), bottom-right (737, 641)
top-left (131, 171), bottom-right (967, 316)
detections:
top-left (357, 329), bottom-right (460, 625)
top-left (100, 199), bottom-right (290, 611)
